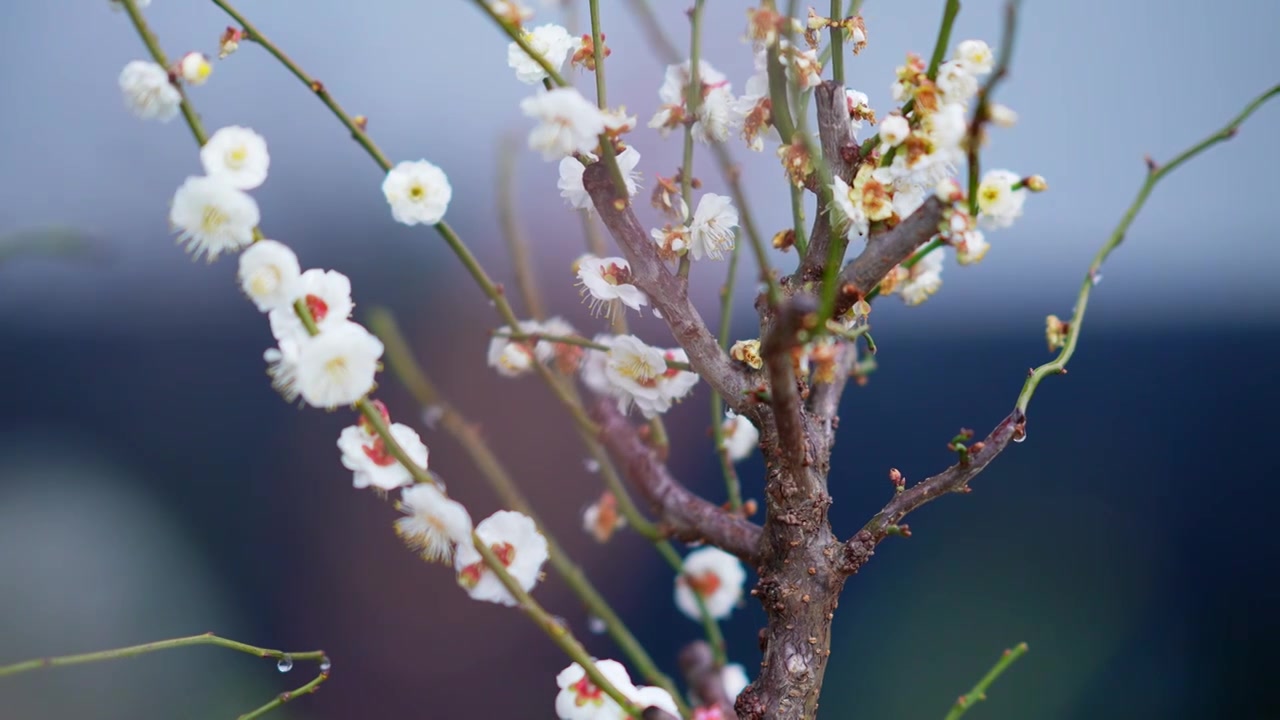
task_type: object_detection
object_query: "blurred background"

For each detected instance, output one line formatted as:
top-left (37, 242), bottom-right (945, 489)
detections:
top-left (2, 1), bottom-right (1278, 718)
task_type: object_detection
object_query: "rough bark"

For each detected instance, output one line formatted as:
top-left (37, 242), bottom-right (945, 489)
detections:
top-left (831, 197), bottom-right (946, 318)
top-left (591, 400), bottom-right (764, 564)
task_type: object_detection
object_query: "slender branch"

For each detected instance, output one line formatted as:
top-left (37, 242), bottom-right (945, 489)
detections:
top-left (713, 145), bottom-right (780, 308)
top-left (0, 633), bottom-right (324, 678)
top-left (368, 310), bottom-right (687, 712)
top-left (589, 0), bottom-right (609, 108)
top-left (493, 330), bottom-right (693, 372)
top-left (676, 0), bottom-right (708, 280)
top-left (583, 163), bottom-right (759, 418)
top-left (472, 536), bottom-right (644, 718)
top-left (805, 82), bottom-right (857, 322)
top-left (966, 1), bottom-right (1021, 216)
top-left (211, 0), bottom-right (390, 169)
top-left (828, 0), bottom-right (844, 85)
top-left (711, 235), bottom-right (744, 511)
top-left (120, 0), bottom-right (207, 145)
top-left (0, 632), bottom-right (328, 720)
top-left (473, 0), bottom-right (569, 86)
top-left (832, 197), bottom-right (945, 318)
top-left (591, 399), bottom-right (764, 563)
top-left (926, 0), bottom-right (961, 80)
top-left (238, 670), bottom-right (330, 720)
top-left (857, 410), bottom-right (1023, 548)
top-left (762, 1), bottom-right (797, 142)
top-left (788, 185), bottom-right (809, 255)
top-left (497, 133), bottom-right (545, 320)
top-left (1017, 82), bottom-right (1280, 412)
top-left (817, 0), bottom-right (865, 66)
top-left (942, 642), bottom-right (1029, 720)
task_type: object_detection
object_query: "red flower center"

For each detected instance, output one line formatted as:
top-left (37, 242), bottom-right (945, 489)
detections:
top-left (492, 541), bottom-right (516, 567)
top-left (361, 438), bottom-right (396, 467)
top-left (305, 294), bottom-right (329, 322)
top-left (572, 675), bottom-right (605, 706)
top-left (687, 571), bottom-right (721, 598)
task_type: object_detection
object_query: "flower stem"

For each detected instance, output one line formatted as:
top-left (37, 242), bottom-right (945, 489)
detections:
top-left (789, 184), bottom-right (809, 255)
top-left (118, 0), bottom-right (207, 145)
top-left (926, 0), bottom-right (961, 80)
top-left (817, 0), bottom-right (865, 65)
top-left (589, 0), bottom-right (609, 109)
top-left (829, 0), bottom-right (844, 85)
top-left (1016, 82), bottom-right (1280, 414)
top-left (368, 309), bottom-right (688, 714)
top-left (497, 134), bottom-right (546, 320)
top-left (942, 642), bottom-right (1028, 720)
top-left (710, 236), bottom-right (743, 511)
top-left (210, 0), bottom-right (391, 170)
top-left (472, 536), bottom-right (645, 718)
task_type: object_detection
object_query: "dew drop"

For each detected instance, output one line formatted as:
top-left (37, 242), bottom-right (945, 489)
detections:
top-left (319, 655), bottom-right (331, 672)
top-left (583, 458), bottom-right (601, 473)
top-left (1091, 273), bottom-right (1103, 286)
top-left (277, 655), bottom-right (293, 673)
top-left (587, 616), bottom-right (607, 635)
top-left (1013, 430), bottom-right (1027, 443)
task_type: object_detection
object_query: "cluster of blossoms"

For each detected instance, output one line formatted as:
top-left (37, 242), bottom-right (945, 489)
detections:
top-left (118, 37), bottom-right (554, 613)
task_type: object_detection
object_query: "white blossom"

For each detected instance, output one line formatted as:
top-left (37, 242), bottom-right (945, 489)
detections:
top-left (337, 421), bottom-right (427, 491)
top-left (200, 126), bottom-right (270, 190)
top-left (263, 337), bottom-right (301, 402)
top-left (169, 176), bottom-right (260, 262)
top-left (879, 114), bottom-right (911, 147)
top-left (268, 269), bottom-right (354, 341)
top-left (632, 687), bottom-right (680, 717)
top-left (118, 60), bottom-right (180, 121)
top-left (237, 239), bottom-right (299, 312)
top-left (382, 160), bottom-right (452, 226)
top-left (455, 510), bottom-right (549, 606)
top-left (955, 229), bottom-right (990, 265)
top-left (721, 664), bottom-right (751, 704)
top-left (580, 334), bottom-right (617, 396)
top-left (689, 193), bottom-right (738, 261)
top-left (558, 146), bottom-right (641, 210)
top-left (675, 547), bottom-right (746, 621)
top-left (294, 320), bottom-right (384, 408)
top-left (721, 410), bottom-right (759, 462)
top-left (555, 660), bottom-right (638, 720)
top-left (604, 336), bottom-right (697, 418)
top-left (522, 88), bottom-right (607, 160)
top-left (576, 255), bottom-right (648, 317)
top-left (845, 88), bottom-right (872, 138)
top-left (396, 483), bottom-right (473, 563)
top-left (936, 60), bottom-right (979, 103)
top-left (508, 24), bottom-right (580, 85)
top-left (898, 246), bottom-right (945, 306)
top-left (532, 316), bottom-right (579, 367)
top-left (976, 169), bottom-right (1026, 228)
top-left (487, 319), bottom-right (542, 378)
top-left (178, 52), bottom-right (213, 86)
top-left (955, 39), bottom-right (995, 75)
top-left (830, 176), bottom-right (869, 240)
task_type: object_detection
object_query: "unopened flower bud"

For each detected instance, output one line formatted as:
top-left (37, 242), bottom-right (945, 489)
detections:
top-left (219, 27), bottom-right (244, 59)
top-left (1045, 314), bottom-right (1069, 351)
top-left (772, 228), bottom-right (796, 252)
top-left (178, 52), bottom-right (212, 86)
top-left (1024, 175), bottom-right (1048, 192)
top-left (989, 103), bottom-right (1018, 128)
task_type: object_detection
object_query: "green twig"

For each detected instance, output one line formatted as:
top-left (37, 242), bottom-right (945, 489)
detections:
top-left (1016, 82), bottom-right (1280, 414)
top-left (710, 235), bottom-right (743, 511)
top-left (119, 0), bottom-right (207, 145)
top-left (926, 0), bottom-right (961, 80)
top-left (829, 0), bottom-right (845, 84)
top-left (942, 642), bottom-right (1029, 720)
top-left (966, 1), bottom-right (1021, 217)
top-left (0, 633), bottom-right (328, 720)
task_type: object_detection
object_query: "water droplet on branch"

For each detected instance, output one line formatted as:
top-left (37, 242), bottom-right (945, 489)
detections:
top-left (277, 655), bottom-right (293, 673)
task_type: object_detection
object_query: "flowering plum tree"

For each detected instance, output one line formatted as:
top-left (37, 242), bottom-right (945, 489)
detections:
top-left (3, 1), bottom-right (1276, 719)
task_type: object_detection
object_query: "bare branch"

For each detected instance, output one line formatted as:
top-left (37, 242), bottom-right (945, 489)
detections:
top-left (590, 399), bottom-right (763, 563)
top-left (680, 641), bottom-right (738, 719)
top-left (584, 163), bottom-right (759, 417)
top-left (855, 410), bottom-right (1024, 551)
top-left (832, 196), bottom-right (945, 318)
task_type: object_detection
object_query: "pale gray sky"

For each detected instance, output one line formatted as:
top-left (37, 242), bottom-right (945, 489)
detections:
top-left (1, 0), bottom-right (1276, 335)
